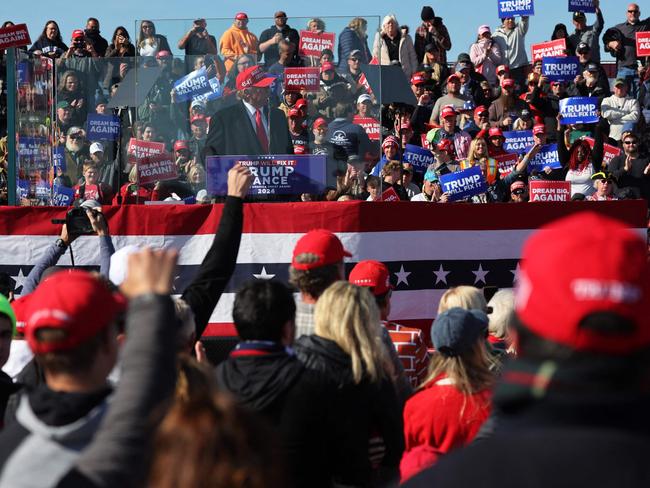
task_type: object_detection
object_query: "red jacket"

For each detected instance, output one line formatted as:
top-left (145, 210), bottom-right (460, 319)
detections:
top-left (401, 375), bottom-right (492, 480)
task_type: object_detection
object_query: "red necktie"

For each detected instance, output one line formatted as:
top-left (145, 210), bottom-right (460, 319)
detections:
top-left (255, 109), bottom-right (269, 153)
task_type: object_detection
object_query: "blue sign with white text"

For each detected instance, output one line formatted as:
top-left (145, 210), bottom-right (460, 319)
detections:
top-left (87, 114), bottom-right (121, 141)
top-left (568, 0), bottom-right (596, 13)
top-left (173, 67), bottom-right (211, 103)
top-left (206, 154), bottom-right (327, 196)
top-left (53, 146), bottom-right (66, 172)
top-left (498, 0), bottom-right (534, 18)
top-left (440, 166), bottom-right (488, 201)
top-left (52, 185), bottom-right (75, 206)
top-left (526, 144), bottom-right (561, 172)
top-left (193, 77), bottom-right (223, 102)
top-left (559, 97), bottom-right (599, 125)
top-left (403, 144), bottom-right (435, 173)
top-left (542, 56), bottom-right (580, 82)
top-left (503, 130), bottom-right (534, 154)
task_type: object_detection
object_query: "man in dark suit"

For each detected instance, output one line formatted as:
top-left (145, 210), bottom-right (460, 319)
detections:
top-left (204, 65), bottom-right (293, 157)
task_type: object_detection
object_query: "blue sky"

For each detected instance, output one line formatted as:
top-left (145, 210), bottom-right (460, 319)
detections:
top-left (7, 0), bottom-right (631, 62)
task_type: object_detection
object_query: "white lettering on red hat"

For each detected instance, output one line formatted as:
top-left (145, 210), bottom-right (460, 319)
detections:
top-left (571, 279), bottom-right (642, 304)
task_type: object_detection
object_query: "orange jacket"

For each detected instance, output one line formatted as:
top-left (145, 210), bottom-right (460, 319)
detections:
top-left (219, 25), bottom-right (259, 71)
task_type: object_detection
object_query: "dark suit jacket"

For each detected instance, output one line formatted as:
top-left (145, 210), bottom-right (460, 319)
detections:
top-left (204, 101), bottom-right (294, 157)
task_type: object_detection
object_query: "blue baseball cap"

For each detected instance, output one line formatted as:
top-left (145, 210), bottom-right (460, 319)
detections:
top-left (432, 307), bottom-right (488, 356)
top-left (424, 170), bottom-right (439, 182)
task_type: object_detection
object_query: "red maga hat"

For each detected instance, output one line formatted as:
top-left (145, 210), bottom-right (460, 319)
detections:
top-left (410, 72), bottom-right (427, 85)
top-left (515, 212), bottom-right (650, 355)
top-left (488, 127), bottom-right (504, 138)
top-left (235, 12), bottom-right (248, 20)
top-left (71, 29), bottom-right (85, 40)
top-left (349, 260), bottom-right (393, 296)
top-left (25, 271), bottom-right (126, 355)
top-left (313, 117), bottom-right (328, 129)
top-left (533, 124), bottom-right (546, 135)
top-left (436, 138), bottom-right (454, 153)
top-left (320, 61), bottom-right (336, 73)
top-left (474, 105), bottom-right (488, 117)
top-left (236, 65), bottom-right (275, 91)
top-left (441, 106), bottom-right (457, 119)
top-left (173, 140), bottom-right (189, 151)
top-left (291, 229), bottom-right (351, 271)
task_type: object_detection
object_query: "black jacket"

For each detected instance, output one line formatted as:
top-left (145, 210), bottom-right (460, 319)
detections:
top-left (204, 101), bottom-right (294, 157)
top-left (295, 335), bottom-right (404, 485)
top-left (216, 346), bottom-right (344, 488)
top-left (404, 357), bottom-right (650, 488)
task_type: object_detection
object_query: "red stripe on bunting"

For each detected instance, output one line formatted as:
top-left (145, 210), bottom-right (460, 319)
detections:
top-left (0, 201), bottom-right (646, 236)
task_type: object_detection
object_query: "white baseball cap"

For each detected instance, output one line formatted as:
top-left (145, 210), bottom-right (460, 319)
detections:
top-left (89, 142), bottom-right (105, 154)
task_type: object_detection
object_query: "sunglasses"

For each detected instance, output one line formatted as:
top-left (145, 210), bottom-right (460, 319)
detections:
top-left (628, 9), bottom-right (639, 13)
top-left (69, 134), bottom-right (83, 139)
top-left (623, 140), bottom-right (638, 145)
top-left (512, 189), bottom-right (525, 195)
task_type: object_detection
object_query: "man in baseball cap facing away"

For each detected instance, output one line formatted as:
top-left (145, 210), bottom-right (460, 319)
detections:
top-left (404, 212), bottom-right (650, 488)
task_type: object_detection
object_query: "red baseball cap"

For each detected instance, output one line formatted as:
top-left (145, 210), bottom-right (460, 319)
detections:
top-left (382, 135), bottom-right (399, 149)
top-left (173, 140), bottom-right (189, 151)
top-left (496, 65), bottom-right (509, 74)
top-left (313, 117), bottom-right (328, 129)
top-left (291, 229), bottom-right (352, 270)
top-left (236, 65), bottom-right (275, 91)
top-left (516, 212), bottom-right (650, 355)
top-left (235, 12), bottom-right (248, 20)
top-left (436, 138), bottom-right (454, 153)
top-left (441, 106), bottom-right (457, 119)
top-left (294, 98), bottom-right (308, 111)
top-left (320, 62), bottom-right (335, 73)
top-left (488, 127), bottom-right (504, 138)
top-left (533, 124), bottom-right (546, 135)
top-left (25, 271), bottom-right (126, 354)
top-left (72, 29), bottom-right (85, 40)
top-left (474, 105), bottom-right (488, 117)
top-left (411, 72), bottom-right (427, 86)
top-left (10, 294), bottom-right (32, 334)
top-left (349, 260), bottom-right (393, 296)
top-left (401, 120), bottom-right (412, 131)
top-left (288, 107), bottom-right (302, 118)
top-left (447, 73), bottom-right (461, 84)
top-left (501, 78), bottom-right (515, 89)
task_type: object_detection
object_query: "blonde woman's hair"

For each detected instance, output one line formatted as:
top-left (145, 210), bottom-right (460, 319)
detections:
top-left (487, 289), bottom-right (515, 340)
top-left (348, 17), bottom-right (368, 37)
top-left (420, 339), bottom-right (495, 394)
top-left (314, 281), bottom-right (392, 384)
top-left (128, 165), bottom-right (138, 184)
top-left (466, 137), bottom-right (489, 165)
top-left (437, 286), bottom-right (487, 315)
top-left (381, 160), bottom-right (403, 177)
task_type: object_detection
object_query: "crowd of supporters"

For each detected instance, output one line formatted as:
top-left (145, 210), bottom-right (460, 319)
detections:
top-left (0, 2), bottom-right (649, 205)
top-left (0, 165), bottom-right (648, 486)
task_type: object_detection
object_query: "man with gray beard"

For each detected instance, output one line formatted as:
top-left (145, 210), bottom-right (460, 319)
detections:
top-left (64, 127), bottom-right (90, 183)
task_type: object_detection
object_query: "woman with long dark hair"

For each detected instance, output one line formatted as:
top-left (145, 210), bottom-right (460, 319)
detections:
top-left (57, 70), bottom-right (87, 126)
top-left (137, 20), bottom-right (171, 57)
top-left (28, 20), bottom-right (68, 59)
